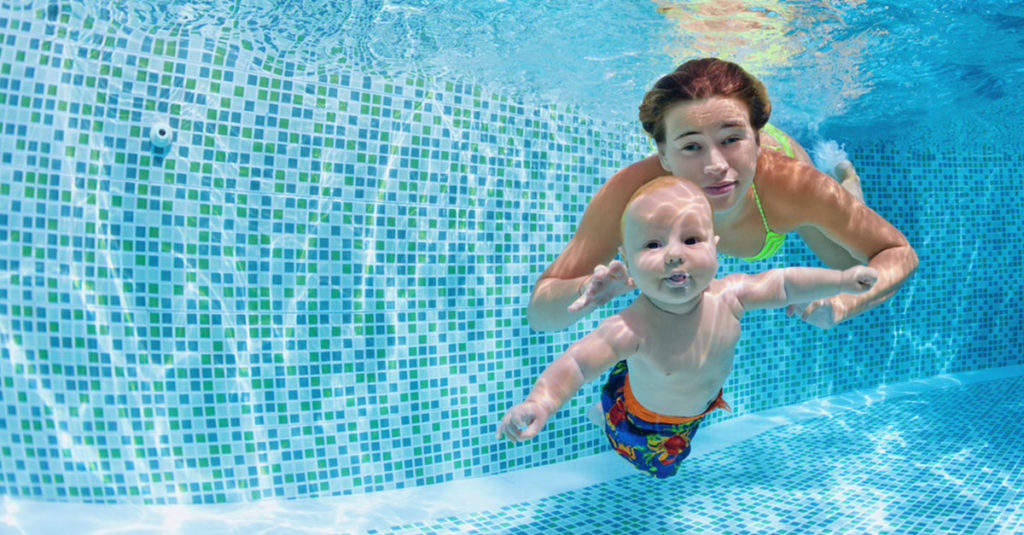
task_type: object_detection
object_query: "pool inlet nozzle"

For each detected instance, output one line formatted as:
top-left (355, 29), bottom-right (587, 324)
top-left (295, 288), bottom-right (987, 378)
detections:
top-left (150, 121), bottom-right (174, 149)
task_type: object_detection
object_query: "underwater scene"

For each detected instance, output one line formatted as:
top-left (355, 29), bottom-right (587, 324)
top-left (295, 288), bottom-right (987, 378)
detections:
top-left (0, 0), bottom-right (1022, 533)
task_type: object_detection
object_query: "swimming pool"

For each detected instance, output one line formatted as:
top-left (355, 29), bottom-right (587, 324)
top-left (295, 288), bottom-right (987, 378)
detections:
top-left (0, 0), bottom-right (1022, 533)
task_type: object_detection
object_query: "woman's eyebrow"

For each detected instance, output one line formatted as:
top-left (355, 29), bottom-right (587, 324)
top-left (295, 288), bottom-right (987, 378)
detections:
top-left (672, 120), bottom-right (747, 140)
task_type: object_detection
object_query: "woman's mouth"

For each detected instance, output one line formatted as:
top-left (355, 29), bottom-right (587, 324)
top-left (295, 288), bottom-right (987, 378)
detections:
top-left (703, 182), bottom-right (736, 197)
top-left (665, 272), bottom-right (690, 287)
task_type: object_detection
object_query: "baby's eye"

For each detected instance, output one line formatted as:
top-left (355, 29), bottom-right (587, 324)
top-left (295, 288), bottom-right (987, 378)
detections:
top-left (684, 237), bottom-right (700, 245)
top-left (644, 241), bottom-right (662, 249)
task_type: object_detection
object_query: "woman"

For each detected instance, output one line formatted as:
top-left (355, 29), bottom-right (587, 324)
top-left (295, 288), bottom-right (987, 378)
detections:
top-left (527, 58), bottom-right (917, 331)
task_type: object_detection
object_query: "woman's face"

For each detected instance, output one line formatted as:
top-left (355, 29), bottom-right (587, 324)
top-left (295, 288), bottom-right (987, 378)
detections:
top-left (656, 96), bottom-right (759, 215)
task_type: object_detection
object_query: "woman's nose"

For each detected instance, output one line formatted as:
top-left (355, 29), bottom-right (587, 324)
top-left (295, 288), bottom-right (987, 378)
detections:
top-left (704, 147), bottom-right (728, 176)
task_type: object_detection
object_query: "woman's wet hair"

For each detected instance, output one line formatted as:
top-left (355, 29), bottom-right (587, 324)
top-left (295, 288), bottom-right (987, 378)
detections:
top-left (638, 58), bottom-right (771, 144)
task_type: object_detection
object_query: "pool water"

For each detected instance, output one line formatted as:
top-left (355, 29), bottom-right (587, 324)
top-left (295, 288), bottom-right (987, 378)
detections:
top-left (0, 0), bottom-right (1023, 533)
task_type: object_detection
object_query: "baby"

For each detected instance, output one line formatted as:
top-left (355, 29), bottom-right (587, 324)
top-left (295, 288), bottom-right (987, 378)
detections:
top-left (497, 176), bottom-right (877, 478)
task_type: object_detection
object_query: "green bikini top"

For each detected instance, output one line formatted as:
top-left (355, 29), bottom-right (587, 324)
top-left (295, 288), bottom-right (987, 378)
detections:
top-left (740, 123), bottom-right (793, 262)
top-left (740, 182), bottom-right (786, 261)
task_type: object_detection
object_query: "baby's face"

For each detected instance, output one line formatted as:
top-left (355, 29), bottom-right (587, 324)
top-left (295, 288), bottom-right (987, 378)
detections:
top-left (620, 182), bottom-right (718, 313)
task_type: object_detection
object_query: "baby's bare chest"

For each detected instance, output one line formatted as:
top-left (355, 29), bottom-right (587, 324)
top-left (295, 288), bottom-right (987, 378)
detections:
top-left (635, 304), bottom-right (741, 377)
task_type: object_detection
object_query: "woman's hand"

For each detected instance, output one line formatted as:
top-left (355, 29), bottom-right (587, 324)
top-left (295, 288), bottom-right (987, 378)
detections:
top-left (787, 297), bottom-right (846, 329)
top-left (567, 261), bottom-right (634, 313)
top-left (495, 401), bottom-right (550, 443)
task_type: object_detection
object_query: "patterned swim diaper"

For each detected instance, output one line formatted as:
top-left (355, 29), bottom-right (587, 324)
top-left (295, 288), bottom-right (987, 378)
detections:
top-left (600, 360), bottom-right (731, 478)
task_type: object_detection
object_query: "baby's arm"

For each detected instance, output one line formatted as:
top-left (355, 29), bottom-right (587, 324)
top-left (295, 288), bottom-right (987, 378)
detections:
top-left (496, 315), bottom-right (637, 443)
top-left (729, 265), bottom-right (878, 313)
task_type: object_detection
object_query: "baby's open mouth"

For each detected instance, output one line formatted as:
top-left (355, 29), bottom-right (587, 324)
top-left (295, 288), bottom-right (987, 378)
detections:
top-left (665, 272), bottom-right (690, 286)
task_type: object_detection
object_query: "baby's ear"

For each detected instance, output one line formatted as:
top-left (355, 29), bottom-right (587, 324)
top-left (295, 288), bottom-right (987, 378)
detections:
top-left (713, 235), bottom-right (721, 246)
top-left (617, 247), bottom-right (629, 269)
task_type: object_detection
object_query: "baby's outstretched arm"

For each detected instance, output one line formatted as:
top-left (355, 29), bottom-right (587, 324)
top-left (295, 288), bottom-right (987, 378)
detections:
top-left (730, 265), bottom-right (878, 312)
top-left (784, 265), bottom-right (877, 302)
top-left (496, 316), bottom-right (636, 443)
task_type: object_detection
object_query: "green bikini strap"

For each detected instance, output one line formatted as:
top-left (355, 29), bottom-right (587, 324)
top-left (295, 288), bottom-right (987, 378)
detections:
top-left (750, 182), bottom-right (771, 232)
top-left (741, 181), bottom-right (786, 262)
top-left (761, 123), bottom-right (795, 159)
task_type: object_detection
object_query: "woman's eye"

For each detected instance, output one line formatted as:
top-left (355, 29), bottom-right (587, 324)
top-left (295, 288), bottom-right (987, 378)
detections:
top-left (723, 136), bottom-right (740, 145)
top-left (679, 143), bottom-right (699, 152)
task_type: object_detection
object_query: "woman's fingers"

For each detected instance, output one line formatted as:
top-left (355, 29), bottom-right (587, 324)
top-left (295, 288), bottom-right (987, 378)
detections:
top-left (798, 299), bottom-right (837, 329)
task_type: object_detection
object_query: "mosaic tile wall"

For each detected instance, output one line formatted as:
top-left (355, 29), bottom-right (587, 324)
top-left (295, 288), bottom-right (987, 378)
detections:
top-left (0, 4), bottom-right (1021, 505)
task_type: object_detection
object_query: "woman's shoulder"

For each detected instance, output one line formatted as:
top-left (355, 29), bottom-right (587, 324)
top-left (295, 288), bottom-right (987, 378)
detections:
top-left (756, 149), bottom-right (865, 230)
top-left (756, 151), bottom-right (843, 218)
top-left (756, 149), bottom-right (820, 190)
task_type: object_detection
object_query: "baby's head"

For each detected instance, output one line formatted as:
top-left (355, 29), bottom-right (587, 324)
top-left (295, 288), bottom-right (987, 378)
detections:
top-left (620, 176), bottom-right (714, 238)
top-left (619, 176), bottom-right (719, 310)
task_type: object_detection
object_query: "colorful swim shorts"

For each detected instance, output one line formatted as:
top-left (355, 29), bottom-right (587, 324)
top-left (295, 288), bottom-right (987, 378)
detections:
top-left (600, 360), bottom-right (731, 479)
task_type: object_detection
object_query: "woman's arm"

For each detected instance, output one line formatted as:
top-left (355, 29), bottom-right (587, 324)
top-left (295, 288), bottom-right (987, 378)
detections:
top-left (527, 156), bottom-right (663, 331)
top-left (761, 132), bottom-right (868, 268)
top-left (760, 152), bottom-right (918, 325)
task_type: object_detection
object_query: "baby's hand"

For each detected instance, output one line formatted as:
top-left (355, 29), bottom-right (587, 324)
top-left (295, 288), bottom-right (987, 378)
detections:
top-left (840, 266), bottom-right (878, 294)
top-left (495, 402), bottom-right (549, 443)
top-left (568, 261), bottom-right (634, 313)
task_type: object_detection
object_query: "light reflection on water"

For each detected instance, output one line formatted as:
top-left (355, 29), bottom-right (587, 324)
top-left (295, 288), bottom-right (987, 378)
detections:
top-left (90, 0), bottom-right (1024, 136)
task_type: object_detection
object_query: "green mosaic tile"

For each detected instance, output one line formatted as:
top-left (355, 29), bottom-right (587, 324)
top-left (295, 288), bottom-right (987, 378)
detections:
top-left (0, 0), bottom-right (1022, 510)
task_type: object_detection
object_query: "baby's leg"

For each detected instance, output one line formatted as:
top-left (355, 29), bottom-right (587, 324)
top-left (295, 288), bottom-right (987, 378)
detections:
top-left (586, 401), bottom-right (604, 427)
top-left (807, 139), bottom-right (865, 203)
top-left (834, 160), bottom-right (864, 201)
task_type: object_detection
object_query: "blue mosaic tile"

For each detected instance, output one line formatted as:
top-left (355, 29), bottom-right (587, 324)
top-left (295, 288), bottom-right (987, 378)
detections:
top-left (0, 0), bottom-right (1021, 508)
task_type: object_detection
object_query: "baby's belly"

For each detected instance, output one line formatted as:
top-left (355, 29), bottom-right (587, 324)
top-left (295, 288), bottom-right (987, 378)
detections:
top-left (631, 382), bottom-right (722, 418)
top-left (626, 366), bottom-right (730, 418)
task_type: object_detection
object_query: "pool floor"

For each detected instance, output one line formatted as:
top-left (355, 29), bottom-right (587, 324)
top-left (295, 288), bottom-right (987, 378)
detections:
top-left (2, 367), bottom-right (1022, 534)
top-left (380, 369), bottom-right (1024, 534)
